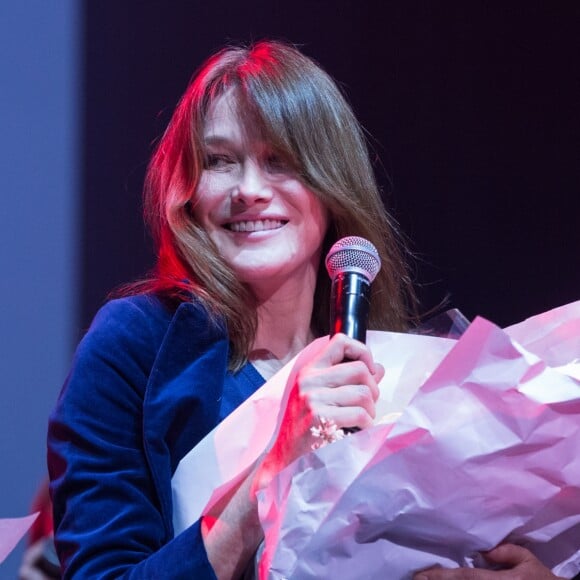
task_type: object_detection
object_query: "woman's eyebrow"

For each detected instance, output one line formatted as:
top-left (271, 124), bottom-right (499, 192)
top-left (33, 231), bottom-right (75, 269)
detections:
top-left (203, 134), bottom-right (269, 155)
top-left (202, 135), bottom-right (233, 147)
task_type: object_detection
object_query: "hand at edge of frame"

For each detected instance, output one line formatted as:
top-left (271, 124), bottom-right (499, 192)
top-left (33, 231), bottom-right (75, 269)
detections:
top-left (413, 543), bottom-right (567, 580)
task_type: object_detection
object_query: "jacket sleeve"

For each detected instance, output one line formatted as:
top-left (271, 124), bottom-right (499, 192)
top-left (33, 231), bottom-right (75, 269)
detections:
top-left (48, 297), bottom-right (218, 579)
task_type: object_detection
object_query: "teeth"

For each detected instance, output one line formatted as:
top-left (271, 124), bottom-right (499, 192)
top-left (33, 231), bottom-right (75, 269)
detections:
top-left (228, 220), bottom-right (285, 232)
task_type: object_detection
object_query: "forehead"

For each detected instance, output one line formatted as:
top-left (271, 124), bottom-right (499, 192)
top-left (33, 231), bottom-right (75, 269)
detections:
top-left (202, 90), bottom-right (259, 143)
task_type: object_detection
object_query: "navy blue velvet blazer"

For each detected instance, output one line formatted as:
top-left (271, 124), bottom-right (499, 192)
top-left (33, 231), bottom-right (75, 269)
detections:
top-left (48, 294), bottom-right (265, 579)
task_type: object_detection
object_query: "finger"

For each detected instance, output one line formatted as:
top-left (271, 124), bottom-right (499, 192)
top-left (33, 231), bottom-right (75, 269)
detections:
top-left (318, 403), bottom-right (375, 430)
top-left (313, 383), bottom-right (377, 419)
top-left (337, 359), bottom-right (381, 401)
top-left (373, 361), bottom-right (386, 392)
top-left (483, 543), bottom-right (534, 567)
top-left (413, 566), bottom-right (501, 579)
top-left (316, 333), bottom-right (378, 372)
top-left (301, 358), bottom-right (381, 401)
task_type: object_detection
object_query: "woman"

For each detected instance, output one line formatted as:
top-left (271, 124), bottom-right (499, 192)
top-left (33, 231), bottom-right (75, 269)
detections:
top-left (48, 39), bottom-right (409, 579)
top-left (48, 41), bottom-right (566, 579)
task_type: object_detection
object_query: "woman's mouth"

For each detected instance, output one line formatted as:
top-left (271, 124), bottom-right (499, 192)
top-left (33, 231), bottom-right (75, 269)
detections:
top-left (225, 219), bottom-right (287, 233)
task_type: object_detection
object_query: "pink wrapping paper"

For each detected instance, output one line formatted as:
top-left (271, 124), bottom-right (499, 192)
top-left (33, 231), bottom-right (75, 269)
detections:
top-left (0, 513), bottom-right (38, 564)
top-left (257, 302), bottom-right (580, 579)
top-left (171, 301), bottom-right (580, 577)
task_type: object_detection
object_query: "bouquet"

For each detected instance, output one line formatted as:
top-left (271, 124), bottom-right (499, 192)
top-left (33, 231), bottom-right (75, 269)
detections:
top-left (172, 301), bottom-right (580, 579)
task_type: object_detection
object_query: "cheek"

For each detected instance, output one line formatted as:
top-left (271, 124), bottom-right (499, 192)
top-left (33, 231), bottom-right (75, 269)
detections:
top-left (190, 197), bottom-right (209, 226)
top-left (290, 182), bottom-right (329, 232)
top-left (308, 197), bottom-right (330, 237)
top-left (191, 179), bottom-right (221, 225)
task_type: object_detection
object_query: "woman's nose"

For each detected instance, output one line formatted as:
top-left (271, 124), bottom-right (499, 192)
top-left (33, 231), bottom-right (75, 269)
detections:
top-left (232, 161), bottom-right (273, 205)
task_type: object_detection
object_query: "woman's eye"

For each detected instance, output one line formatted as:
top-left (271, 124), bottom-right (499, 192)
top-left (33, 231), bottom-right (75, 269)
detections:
top-left (265, 154), bottom-right (290, 173)
top-left (204, 154), bottom-right (234, 170)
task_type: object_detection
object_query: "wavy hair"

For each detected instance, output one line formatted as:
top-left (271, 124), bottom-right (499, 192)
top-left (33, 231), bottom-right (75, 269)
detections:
top-left (131, 40), bottom-right (416, 369)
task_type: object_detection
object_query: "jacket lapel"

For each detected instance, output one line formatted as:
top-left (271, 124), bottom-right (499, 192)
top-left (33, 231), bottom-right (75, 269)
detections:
top-left (143, 301), bottom-right (230, 534)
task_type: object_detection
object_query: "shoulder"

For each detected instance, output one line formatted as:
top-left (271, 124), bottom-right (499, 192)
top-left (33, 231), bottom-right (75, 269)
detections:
top-left (70, 295), bottom-right (165, 372)
top-left (88, 294), bottom-right (174, 340)
top-left (69, 294), bottom-right (228, 394)
top-left (78, 293), bottom-right (217, 360)
top-left (50, 294), bottom-right (225, 457)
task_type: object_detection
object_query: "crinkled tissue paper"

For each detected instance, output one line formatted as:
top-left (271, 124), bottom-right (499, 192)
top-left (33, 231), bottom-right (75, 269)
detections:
top-left (172, 301), bottom-right (580, 579)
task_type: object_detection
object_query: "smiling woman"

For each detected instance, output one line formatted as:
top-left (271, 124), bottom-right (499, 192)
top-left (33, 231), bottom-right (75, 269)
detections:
top-left (46, 40), bottom-right (567, 580)
top-left (192, 91), bottom-right (329, 301)
top-left (48, 39), bottom-right (414, 579)
top-left (138, 41), bottom-right (415, 371)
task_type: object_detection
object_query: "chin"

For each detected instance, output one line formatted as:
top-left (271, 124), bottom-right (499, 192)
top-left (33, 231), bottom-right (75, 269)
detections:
top-left (234, 265), bottom-right (283, 282)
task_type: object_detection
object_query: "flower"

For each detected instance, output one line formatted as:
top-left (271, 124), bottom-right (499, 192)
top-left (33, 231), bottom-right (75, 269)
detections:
top-left (310, 417), bottom-right (346, 450)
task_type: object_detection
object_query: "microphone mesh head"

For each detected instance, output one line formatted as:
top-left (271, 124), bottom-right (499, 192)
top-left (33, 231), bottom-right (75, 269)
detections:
top-left (325, 236), bottom-right (381, 282)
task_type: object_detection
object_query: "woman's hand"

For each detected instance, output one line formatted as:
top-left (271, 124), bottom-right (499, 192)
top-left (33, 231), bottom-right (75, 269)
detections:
top-left (204, 334), bottom-right (384, 578)
top-left (256, 333), bottom-right (384, 488)
top-left (413, 544), bottom-right (565, 580)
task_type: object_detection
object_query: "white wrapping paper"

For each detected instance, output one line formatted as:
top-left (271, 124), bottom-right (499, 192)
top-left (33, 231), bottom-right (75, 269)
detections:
top-left (171, 301), bottom-right (580, 578)
top-left (172, 331), bottom-right (456, 532)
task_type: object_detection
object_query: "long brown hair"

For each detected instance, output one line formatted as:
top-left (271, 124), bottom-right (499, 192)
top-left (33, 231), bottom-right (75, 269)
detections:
top-left (131, 40), bottom-right (416, 369)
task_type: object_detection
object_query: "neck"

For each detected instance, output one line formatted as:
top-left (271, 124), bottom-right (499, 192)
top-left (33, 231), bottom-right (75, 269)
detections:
top-left (249, 272), bottom-right (318, 377)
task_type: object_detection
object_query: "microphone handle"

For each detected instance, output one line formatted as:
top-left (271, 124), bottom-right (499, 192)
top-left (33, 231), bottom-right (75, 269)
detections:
top-left (330, 271), bottom-right (371, 433)
top-left (329, 272), bottom-right (371, 342)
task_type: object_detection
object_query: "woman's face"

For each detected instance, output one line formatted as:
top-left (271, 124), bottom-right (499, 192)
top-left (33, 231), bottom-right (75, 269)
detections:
top-left (192, 92), bottom-right (329, 295)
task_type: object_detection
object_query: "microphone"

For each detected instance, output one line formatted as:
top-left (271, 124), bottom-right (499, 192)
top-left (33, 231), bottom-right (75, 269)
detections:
top-left (325, 236), bottom-right (381, 342)
top-left (325, 236), bottom-right (381, 343)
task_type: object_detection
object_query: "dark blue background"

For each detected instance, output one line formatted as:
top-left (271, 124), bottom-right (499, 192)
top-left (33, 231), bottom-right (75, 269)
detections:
top-left (81, 2), bottom-right (579, 329)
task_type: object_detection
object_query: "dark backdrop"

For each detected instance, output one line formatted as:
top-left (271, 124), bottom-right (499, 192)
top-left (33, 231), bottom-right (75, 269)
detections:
top-left (81, 1), bottom-right (579, 333)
